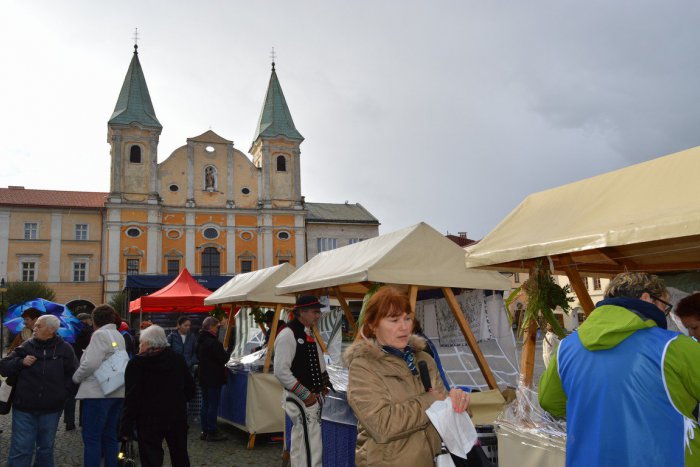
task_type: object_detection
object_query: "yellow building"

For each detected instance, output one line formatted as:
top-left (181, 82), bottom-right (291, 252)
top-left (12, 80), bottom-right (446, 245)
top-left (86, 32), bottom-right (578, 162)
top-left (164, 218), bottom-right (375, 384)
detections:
top-left (0, 46), bottom-right (379, 307)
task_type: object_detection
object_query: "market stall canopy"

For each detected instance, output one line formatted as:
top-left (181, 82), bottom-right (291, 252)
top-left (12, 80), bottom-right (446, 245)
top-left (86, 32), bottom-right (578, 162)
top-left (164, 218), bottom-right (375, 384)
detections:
top-left (464, 145), bottom-right (700, 275)
top-left (277, 222), bottom-right (511, 297)
top-left (129, 268), bottom-right (215, 313)
top-left (204, 263), bottom-right (297, 306)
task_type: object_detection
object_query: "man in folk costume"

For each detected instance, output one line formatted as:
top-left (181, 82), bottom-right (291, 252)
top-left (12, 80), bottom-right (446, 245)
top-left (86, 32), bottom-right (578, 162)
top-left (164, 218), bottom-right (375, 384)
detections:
top-left (274, 296), bottom-right (331, 467)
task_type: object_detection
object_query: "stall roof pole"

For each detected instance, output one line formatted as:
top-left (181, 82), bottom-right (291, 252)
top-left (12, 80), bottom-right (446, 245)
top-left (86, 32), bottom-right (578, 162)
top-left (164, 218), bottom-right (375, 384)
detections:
top-left (561, 255), bottom-right (595, 316)
top-left (223, 305), bottom-right (237, 350)
top-left (442, 287), bottom-right (499, 390)
top-left (263, 303), bottom-right (284, 373)
top-left (312, 326), bottom-right (328, 354)
top-left (408, 285), bottom-right (418, 315)
top-left (333, 287), bottom-right (357, 334)
top-left (520, 320), bottom-right (538, 387)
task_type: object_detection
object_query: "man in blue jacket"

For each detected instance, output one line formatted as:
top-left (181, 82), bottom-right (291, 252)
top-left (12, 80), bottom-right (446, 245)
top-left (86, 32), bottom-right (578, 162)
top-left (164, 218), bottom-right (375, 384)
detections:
top-left (539, 272), bottom-right (700, 467)
top-left (0, 314), bottom-right (78, 466)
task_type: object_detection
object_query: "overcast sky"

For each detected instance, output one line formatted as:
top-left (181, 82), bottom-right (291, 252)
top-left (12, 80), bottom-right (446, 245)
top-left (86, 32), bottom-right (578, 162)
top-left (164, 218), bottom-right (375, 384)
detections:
top-left (3, 1), bottom-right (700, 238)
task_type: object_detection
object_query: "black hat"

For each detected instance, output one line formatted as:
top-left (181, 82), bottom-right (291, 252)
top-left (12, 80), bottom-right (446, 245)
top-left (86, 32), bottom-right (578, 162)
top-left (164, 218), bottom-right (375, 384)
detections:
top-left (294, 295), bottom-right (321, 311)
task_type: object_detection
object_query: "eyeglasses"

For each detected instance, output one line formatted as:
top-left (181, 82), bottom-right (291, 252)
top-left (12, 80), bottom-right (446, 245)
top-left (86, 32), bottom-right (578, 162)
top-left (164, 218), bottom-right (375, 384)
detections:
top-left (650, 295), bottom-right (673, 316)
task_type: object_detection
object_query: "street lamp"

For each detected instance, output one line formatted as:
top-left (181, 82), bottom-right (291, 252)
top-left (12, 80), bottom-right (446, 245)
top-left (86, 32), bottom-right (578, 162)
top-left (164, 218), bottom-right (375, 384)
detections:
top-left (0, 278), bottom-right (5, 358)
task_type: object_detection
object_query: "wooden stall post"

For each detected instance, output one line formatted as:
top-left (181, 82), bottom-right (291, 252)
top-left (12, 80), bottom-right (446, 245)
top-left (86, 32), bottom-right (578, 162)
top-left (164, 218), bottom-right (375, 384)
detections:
top-left (408, 285), bottom-right (418, 314)
top-left (263, 304), bottom-right (284, 373)
top-left (442, 287), bottom-right (499, 390)
top-left (223, 305), bottom-right (237, 350)
top-left (333, 287), bottom-right (357, 334)
top-left (561, 255), bottom-right (595, 316)
top-left (519, 320), bottom-right (539, 387)
top-left (312, 326), bottom-right (328, 353)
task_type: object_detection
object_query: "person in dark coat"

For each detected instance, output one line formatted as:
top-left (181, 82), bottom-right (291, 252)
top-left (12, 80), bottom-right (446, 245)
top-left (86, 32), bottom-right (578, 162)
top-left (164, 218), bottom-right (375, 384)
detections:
top-left (120, 325), bottom-right (195, 467)
top-left (63, 312), bottom-right (94, 430)
top-left (195, 316), bottom-right (229, 441)
top-left (167, 316), bottom-right (197, 373)
top-left (0, 314), bottom-right (78, 466)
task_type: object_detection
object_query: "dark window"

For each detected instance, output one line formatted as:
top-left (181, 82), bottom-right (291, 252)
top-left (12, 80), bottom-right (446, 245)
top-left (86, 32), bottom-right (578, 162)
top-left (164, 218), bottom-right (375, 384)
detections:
top-left (241, 187), bottom-right (250, 195)
top-left (167, 259), bottom-right (180, 276)
top-left (202, 247), bottom-right (220, 275)
top-left (126, 259), bottom-right (139, 275)
top-left (203, 228), bottom-right (219, 239)
top-left (169, 184), bottom-right (179, 192)
top-left (129, 146), bottom-right (142, 163)
top-left (240, 260), bottom-right (252, 274)
top-left (21, 262), bottom-right (36, 281)
top-left (592, 277), bottom-right (601, 290)
top-left (278, 259), bottom-right (289, 265)
top-left (276, 155), bottom-right (287, 172)
top-left (513, 273), bottom-right (520, 284)
top-left (126, 227), bottom-right (141, 238)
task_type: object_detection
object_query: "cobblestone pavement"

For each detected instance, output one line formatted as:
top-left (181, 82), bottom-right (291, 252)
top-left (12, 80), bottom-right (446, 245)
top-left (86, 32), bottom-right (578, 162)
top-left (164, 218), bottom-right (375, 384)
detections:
top-left (0, 415), bottom-right (285, 467)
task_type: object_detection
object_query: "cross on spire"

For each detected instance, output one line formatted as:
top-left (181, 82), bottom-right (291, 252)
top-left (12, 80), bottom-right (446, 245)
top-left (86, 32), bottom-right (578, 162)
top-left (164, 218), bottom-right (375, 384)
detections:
top-left (133, 28), bottom-right (139, 53)
top-left (270, 47), bottom-right (276, 71)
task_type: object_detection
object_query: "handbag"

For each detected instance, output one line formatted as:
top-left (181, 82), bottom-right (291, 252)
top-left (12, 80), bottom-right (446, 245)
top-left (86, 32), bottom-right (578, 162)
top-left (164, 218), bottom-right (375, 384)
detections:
top-left (94, 341), bottom-right (129, 395)
top-left (117, 439), bottom-right (137, 467)
top-left (0, 376), bottom-right (16, 415)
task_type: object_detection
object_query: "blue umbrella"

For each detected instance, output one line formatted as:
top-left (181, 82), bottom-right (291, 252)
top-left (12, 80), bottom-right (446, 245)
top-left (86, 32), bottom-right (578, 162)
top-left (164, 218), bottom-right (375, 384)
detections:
top-left (3, 298), bottom-right (82, 344)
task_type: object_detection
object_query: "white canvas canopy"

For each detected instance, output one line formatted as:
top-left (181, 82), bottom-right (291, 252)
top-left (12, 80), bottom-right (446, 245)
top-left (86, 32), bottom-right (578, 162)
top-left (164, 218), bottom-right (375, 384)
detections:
top-left (204, 263), bottom-right (296, 306)
top-left (277, 222), bottom-right (511, 296)
top-left (464, 145), bottom-right (700, 274)
top-left (277, 222), bottom-right (511, 390)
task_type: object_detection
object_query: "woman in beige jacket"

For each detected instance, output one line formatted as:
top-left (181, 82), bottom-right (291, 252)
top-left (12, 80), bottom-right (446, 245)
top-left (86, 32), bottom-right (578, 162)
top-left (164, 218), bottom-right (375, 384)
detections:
top-left (345, 287), bottom-right (470, 467)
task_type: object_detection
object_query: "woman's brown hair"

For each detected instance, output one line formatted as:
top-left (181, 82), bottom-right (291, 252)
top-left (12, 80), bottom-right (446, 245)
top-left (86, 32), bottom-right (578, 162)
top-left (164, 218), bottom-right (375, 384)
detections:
top-left (359, 286), bottom-right (413, 340)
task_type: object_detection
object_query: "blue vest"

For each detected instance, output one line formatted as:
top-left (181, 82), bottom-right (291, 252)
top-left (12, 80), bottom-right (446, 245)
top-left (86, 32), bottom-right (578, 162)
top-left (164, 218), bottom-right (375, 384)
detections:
top-left (558, 327), bottom-right (685, 467)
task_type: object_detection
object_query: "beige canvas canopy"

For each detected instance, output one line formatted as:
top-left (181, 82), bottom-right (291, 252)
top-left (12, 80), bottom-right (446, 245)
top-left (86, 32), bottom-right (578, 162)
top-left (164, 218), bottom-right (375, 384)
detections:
top-left (204, 263), bottom-right (326, 374)
top-left (277, 222), bottom-right (511, 390)
top-left (205, 263), bottom-right (297, 306)
top-left (277, 222), bottom-right (511, 296)
top-left (464, 145), bottom-right (700, 315)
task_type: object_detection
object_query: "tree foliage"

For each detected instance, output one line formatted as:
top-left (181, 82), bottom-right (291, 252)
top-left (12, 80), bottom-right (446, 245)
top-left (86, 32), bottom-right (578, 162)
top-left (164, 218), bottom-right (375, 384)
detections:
top-left (3, 281), bottom-right (56, 308)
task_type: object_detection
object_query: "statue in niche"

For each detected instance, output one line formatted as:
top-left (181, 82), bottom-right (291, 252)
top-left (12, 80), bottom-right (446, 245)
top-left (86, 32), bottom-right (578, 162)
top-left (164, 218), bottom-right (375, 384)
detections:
top-left (205, 166), bottom-right (216, 191)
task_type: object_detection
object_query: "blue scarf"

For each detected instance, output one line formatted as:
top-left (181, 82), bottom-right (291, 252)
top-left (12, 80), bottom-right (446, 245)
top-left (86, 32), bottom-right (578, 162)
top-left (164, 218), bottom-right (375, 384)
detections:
top-left (596, 297), bottom-right (667, 329)
top-left (382, 345), bottom-right (418, 375)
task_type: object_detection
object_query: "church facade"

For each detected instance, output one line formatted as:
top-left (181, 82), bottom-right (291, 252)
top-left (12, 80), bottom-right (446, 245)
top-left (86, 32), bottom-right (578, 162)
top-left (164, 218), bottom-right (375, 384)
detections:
top-left (0, 46), bottom-right (379, 306)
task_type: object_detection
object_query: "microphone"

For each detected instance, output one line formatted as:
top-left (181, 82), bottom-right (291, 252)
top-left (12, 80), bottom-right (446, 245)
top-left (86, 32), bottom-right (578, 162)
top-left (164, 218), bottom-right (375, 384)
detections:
top-left (418, 361), bottom-right (432, 392)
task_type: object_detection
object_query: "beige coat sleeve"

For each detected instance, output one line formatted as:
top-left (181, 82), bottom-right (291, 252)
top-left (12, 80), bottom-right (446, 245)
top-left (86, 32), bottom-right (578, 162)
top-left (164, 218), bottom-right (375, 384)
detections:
top-left (347, 356), bottom-right (443, 444)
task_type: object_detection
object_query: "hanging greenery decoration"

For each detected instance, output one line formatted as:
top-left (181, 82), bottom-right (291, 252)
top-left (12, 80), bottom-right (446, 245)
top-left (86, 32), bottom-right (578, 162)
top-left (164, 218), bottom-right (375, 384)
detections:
top-left (520, 259), bottom-right (573, 339)
top-left (248, 306), bottom-right (266, 325)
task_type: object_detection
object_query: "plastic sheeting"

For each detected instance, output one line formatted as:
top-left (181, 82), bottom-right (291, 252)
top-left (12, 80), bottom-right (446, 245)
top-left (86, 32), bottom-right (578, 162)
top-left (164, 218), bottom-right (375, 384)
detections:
top-left (495, 386), bottom-right (566, 467)
top-left (416, 291), bottom-right (519, 390)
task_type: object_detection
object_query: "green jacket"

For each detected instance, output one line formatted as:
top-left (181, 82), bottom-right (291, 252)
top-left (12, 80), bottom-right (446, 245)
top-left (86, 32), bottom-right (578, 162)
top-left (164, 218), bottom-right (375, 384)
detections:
top-left (539, 304), bottom-right (700, 465)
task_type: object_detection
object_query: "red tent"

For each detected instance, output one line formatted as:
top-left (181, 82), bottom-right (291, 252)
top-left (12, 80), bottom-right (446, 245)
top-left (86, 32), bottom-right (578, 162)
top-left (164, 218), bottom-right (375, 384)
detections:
top-left (128, 268), bottom-right (215, 313)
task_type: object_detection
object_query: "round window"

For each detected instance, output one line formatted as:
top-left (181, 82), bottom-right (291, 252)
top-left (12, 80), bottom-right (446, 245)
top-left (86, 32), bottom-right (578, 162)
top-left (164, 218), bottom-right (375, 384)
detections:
top-left (239, 231), bottom-right (253, 241)
top-left (277, 231), bottom-right (291, 240)
top-left (166, 230), bottom-right (181, 239)
top-left (241, 187), bottom-right (250, 195)
top-left (205, 145), bottom-right (215, 153)
top-left (169, 184), bottom-right (179, 192)
top-left (126, 227), bottom-right (141, 238)
top-left (203, 227), bottom-right (219, 239)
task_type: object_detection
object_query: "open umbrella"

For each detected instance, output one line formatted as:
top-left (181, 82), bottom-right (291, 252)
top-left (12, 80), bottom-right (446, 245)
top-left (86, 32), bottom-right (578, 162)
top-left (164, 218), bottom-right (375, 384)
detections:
top-left (3, 298), bottom-right (82, 343)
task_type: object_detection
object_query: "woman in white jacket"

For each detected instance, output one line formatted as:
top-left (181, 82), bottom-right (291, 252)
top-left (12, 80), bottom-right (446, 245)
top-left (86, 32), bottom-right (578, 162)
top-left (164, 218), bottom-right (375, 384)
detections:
top-left (72, 305), bottom-right (127, 467)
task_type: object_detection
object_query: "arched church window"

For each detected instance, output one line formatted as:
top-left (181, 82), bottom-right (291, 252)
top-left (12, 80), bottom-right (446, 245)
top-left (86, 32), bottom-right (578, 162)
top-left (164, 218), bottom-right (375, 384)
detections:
top-left (276, 155), bottom-right (287, 172)
top-left (202, 247), bottom-right (220, 275)
top-left (129, 145), bottom-right (142, 163)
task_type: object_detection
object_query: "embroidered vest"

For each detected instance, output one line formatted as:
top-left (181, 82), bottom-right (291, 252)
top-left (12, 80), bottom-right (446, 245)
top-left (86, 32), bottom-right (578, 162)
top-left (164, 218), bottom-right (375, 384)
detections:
top-left (287, 319), bottom-right (324, 393)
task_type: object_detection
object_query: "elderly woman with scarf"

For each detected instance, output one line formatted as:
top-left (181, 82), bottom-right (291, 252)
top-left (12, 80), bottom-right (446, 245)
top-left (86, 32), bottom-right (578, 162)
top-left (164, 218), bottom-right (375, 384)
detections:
top-left (345, 286), bottom-right (470, 467)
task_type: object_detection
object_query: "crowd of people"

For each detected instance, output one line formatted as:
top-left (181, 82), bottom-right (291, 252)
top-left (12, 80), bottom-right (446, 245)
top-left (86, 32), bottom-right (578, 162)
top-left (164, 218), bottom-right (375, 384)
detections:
top-left (1, 271), bottom-right (699, 466)
top-left (0, 306), bottom-right (230, 467)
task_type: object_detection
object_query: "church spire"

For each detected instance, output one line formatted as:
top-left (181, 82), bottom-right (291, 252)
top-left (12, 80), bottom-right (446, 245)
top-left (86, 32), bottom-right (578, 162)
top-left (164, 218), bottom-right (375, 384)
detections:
top-left (109, 44), bottom-right (161, 129)
top-left (252, 60), bottom-right (303, 144)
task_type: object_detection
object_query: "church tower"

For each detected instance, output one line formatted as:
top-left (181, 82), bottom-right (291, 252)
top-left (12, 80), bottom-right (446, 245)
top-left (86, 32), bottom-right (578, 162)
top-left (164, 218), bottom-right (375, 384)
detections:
top-left (249, 61), bottom-right (304, 209)
top-left (107, 44), bottom-right (162, 204)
